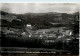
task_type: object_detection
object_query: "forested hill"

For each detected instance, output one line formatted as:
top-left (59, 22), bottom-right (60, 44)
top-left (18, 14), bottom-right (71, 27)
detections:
top-left (1, 11), bottom-right (79, 29)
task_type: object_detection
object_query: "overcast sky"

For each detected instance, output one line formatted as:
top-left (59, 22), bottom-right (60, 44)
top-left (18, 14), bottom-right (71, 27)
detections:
top-left (1, 3), bottom-right (79, 14)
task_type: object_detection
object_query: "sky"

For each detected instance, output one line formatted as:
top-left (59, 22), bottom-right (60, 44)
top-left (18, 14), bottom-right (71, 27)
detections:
top-left (1, 3), bottom-right (79, 14)
top-left (0, 0), bottom-right (79, 3)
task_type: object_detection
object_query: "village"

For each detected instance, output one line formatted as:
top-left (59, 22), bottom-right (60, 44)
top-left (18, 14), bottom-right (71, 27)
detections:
top-left (1, 20), bottom-right (73, 43)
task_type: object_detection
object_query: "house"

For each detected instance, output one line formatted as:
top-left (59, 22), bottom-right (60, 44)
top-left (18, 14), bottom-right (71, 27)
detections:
top-left (45, 40), bottom-right (55, 42)
top-left (36, 29), bottom-right (51, 34)
top-left (46, 34), bottom-right (56, 38)
top-left (61, 30), bottom-right (72, 36)
top-left (26, 24), bottom-right (32, 29)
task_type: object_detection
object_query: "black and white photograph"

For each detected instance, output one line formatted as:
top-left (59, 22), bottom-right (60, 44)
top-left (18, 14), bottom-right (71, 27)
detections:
top-left (0, 3), bottom-right (79, 56)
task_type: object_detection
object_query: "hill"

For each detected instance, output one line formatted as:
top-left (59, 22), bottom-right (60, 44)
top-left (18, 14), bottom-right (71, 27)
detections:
top-left (1, 10), bottom-right (79, 29)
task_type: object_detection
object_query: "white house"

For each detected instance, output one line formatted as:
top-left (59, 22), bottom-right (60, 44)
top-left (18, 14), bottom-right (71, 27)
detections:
top-left (26, 24), bottom-right (32, 29)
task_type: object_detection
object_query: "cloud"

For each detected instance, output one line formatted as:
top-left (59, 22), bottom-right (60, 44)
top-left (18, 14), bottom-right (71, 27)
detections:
top-left (1, 3), bottom-right (79, 14)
